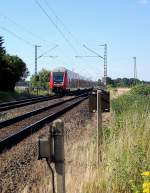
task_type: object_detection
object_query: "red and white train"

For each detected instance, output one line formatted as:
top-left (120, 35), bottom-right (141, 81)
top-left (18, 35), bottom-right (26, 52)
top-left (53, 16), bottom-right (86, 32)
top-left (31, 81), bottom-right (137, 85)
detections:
top-left (50, 67), bottom-right (94, 93)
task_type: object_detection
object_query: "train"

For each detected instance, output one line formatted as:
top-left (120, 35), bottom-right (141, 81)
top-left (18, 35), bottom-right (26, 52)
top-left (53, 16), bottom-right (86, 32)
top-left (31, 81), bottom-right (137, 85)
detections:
top-left (50, 67), bottom-right (94, 93)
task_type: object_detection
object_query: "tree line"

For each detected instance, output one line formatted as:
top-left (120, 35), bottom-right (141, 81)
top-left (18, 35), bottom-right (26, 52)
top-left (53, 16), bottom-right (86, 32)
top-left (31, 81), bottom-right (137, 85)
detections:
top-left (0, 36), bottom-right (28, 91)
top-left (97, 77), bottom-right (149, 87)
top-left (0, 35), bottom-right (149, 92)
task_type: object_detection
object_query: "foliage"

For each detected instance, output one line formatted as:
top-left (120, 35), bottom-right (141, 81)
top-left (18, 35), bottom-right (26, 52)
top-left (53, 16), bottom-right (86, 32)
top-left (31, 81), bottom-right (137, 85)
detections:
top-left (0, 36), bottom-right (29, 91)
top-left (97, 79), bottom-right (101, 86)
top-left (0, 90), bottom-right (30, 101)
top-left (30, 69), bottom-right (50, 89)
top-left (97, 76), bottom-right (149, 87)
top-left (129, 172), bottom-right (150, 193)
top-left (83, 89), bottom-right (150, 193)
top-left (0, 36), bottom-right (6, 56)
top-left (130, 85), bottom-right (150, 96)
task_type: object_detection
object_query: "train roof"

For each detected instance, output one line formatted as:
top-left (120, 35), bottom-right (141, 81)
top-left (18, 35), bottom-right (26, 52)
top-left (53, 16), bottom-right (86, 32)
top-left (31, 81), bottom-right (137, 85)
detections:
top-left (52, 67), bottom-right (90, 80)
top-left (52, 67), bottom-right (67, 72)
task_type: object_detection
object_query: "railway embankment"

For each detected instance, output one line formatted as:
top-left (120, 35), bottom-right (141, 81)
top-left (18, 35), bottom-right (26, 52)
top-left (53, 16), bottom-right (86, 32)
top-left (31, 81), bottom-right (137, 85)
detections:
top-left (0, 86), bottom-right (149, 193)
top-left (0, 91), bottom-right (37, 103)
top-left (0, 99), bottom-right (92, 193)
top-left (82, 85), bottom-right (150, 193)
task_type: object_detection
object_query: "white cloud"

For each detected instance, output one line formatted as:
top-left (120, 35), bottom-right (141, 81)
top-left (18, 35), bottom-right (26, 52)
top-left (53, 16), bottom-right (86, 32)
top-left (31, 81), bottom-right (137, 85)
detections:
top-left (138, 0), bottom-right (150, 4)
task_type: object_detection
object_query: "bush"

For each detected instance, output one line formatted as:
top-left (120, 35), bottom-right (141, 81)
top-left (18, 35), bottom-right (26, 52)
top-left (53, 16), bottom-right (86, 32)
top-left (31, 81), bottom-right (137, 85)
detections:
top-left (130, 85), bottom-right (150, 96)
top-left (83, 87), bottom-right (150, 193)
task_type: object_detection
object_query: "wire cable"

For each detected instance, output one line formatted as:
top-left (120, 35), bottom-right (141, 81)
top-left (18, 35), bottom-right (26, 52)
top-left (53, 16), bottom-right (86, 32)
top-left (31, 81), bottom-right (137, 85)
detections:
top-left (0, 11), bottom-right (56, 46)
top-left (38, 45), bottom-right (58, 58)
top-left (43, 0), bottom-right (80, 45)
top-left (46, 159), bottom-right (56, 193)
top-left (0, 26), bottom-right (34, 47)
top-left (34, 0), bottom-right (78, 55)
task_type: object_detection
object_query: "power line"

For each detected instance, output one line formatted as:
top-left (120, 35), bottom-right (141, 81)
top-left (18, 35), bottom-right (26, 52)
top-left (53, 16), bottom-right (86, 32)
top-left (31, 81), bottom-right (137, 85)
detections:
top-left (34, 0), bottom-right (78, 55)
top-left (43, 0), bottom-right (80, 45)
top-left (56, 46), bottom-right (99, 79)
top-left (83, 44), bottom-right (104, 59)
top-left (0, 26), bottom-right (34, 47)
top-left (76, 44), bottom-right (108, 86)
top-left (38, 45), bottom-right (59, 58)
top-left (0, 11), bottom-right (56, 46)
top-left (43, 1), bottom-right (88, 56)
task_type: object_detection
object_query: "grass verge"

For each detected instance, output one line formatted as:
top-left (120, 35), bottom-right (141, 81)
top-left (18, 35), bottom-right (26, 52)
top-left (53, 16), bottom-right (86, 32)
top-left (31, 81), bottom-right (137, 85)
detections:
top-left (83, 85), bottom-right (150, 193)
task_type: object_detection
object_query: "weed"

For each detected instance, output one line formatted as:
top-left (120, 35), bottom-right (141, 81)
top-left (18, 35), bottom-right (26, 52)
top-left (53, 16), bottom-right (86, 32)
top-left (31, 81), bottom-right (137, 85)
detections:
top-left (83, 86), bottom-right (150, 193)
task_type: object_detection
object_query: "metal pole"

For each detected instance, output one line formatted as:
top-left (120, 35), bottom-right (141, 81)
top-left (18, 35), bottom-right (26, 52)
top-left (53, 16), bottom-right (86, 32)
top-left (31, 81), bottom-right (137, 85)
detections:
top-left (35, 45), bottom-right (37, 75)
top-left (133, 56), bottom-right (137, 85)
top-left (35, 45), bottom-right (41, 75)
top-left (104, 44), bottom-right (107, 86)
top-left (97, 90), bottom-right (102, 166)
top-left (53, 119), bottom-right (65, 193)
top-left (100, 44), bottom-right (107, 87)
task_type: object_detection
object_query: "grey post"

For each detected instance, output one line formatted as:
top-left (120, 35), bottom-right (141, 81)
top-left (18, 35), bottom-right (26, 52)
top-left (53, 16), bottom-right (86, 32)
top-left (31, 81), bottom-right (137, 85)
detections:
top-left (53, 119), bottom-right (65, 193)
top-left (97, 90), bottom-right (102, 165)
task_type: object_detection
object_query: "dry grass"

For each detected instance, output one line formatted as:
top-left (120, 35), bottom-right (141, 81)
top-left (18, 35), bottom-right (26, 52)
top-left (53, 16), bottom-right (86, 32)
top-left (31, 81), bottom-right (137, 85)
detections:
top-left (18, 87), bottom-right (150, 193)
top-left (82, 88), bottom-right (150, 193)
top-left (110, 87), bottom-right (130, 99)
top-left (20, 115), bottom-right (98, 193)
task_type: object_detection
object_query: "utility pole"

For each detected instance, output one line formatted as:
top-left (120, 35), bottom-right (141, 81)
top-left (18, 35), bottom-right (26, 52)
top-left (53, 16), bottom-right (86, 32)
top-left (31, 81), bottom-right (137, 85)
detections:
top-left (75, 44), bottom-right (108, 88)
top-left (100, 44), bottom-right (107, 86)
top-left (35, 45), bottom-right (41, 75)
top-left (35, 45), bottom-right (58, 75)
top-left (133, 56), bottom-right (137, 84)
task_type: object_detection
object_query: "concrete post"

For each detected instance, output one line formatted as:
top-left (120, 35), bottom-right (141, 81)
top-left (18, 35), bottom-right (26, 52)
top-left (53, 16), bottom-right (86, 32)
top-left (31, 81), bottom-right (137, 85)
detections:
top-left (52, 119), bottom-right (65, 193)
top-left (97, 90), bottom-right (102, 165)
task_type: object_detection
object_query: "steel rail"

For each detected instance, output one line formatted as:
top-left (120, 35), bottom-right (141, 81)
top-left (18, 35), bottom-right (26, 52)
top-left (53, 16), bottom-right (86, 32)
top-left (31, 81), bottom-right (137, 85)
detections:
top-left (0, 95), bottom-right (88, 153)
top-left (0, 95), bottom-right (49, 108)
top-left (0, 95), bottom-right (60, 112)
top-left (0, 94), bottom-right (84, 129)
top-left (0, 89), bottom-right (92, 112)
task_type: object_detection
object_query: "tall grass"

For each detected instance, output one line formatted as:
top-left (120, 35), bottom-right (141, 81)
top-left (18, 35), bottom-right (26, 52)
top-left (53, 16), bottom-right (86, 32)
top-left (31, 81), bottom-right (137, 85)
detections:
top-left (83, 86), bottom-right (150, 193)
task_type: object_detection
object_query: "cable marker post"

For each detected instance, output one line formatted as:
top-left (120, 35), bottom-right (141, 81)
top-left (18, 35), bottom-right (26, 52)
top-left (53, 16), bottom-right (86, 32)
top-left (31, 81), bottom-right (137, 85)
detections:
top-left (97, 90), bottom-right (102, 165)
top-left (89, 89), bottom-right (110, 166)
top-left (53, 119), bottom-right (65, 193)
top-left (38, 119), bottom-right (65, 193)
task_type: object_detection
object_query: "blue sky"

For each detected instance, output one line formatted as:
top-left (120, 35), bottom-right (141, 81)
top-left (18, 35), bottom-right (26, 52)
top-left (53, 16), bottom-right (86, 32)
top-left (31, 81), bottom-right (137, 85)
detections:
top-left (0, 0), bottom-right (150, 81)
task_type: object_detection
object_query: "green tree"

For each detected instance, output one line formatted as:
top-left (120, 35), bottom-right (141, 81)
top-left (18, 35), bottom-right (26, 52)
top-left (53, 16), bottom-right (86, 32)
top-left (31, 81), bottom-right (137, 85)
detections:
top-left (0, 36), bottom-right (6, 56)
top-left (106, 77), bottom-right (114, 85)
top-left (0, 54), bottom-right (29, 91)
top-left (0, 37), bottom-right (29, 91)
top-left (30, 74), bottom-right (40, 87)
top-left (30, 69), bottom-right (50, 89)
top-left (97, 79), bottom-right (101, 86)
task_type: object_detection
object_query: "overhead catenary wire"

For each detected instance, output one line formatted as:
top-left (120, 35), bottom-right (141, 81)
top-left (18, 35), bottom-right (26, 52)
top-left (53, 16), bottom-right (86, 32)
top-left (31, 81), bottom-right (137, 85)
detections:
top-left (55, 46), bottom-right (99, 80)
top-left (43, 0), bottom-right (80, 45)
top-left (0, 26), bottom-right (34, 47)
top-left (43, 0), bottom-right (89, 56)
top-left (35, 0), bottom-right (99, 79)
top-left (34, 0), bottom-right (78, 55)
top-left (38, 44), bottom-right (59, 58)
top-left (0, 11), bottom-right (56, 46)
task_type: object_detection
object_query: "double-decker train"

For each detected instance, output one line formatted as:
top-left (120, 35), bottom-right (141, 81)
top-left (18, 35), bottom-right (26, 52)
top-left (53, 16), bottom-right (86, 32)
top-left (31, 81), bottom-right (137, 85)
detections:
top-left (50, 67), bottom-right (94, 93)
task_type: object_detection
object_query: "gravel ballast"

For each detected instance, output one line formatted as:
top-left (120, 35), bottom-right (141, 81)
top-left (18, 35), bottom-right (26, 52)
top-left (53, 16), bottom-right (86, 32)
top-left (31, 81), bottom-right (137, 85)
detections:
top-left (0, 100), bottom-right (93, 193)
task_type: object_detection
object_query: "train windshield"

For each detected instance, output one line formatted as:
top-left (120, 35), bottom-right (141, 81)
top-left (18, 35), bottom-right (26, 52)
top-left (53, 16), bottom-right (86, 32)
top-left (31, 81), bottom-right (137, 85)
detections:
top-left (53, 72), bottom-right (64, 83)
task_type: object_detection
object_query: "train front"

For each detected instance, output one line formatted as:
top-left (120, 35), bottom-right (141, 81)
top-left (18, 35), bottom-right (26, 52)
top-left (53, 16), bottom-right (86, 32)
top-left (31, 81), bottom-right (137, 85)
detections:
top-left (50, 69), bottom-right (68, 93)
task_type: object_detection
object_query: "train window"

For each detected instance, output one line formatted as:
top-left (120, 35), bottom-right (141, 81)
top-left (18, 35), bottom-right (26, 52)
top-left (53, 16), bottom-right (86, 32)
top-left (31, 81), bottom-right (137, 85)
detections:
top-left (53, 72), bottom-right (64, 83)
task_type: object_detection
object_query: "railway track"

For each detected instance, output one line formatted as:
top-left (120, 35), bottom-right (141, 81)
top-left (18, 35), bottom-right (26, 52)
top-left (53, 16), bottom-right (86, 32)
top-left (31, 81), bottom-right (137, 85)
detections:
top-left (0, 95), bottom-right (49, 107)
top-left (0, 89), bottom-right (91, 112)
top-left (0, 95), bottom-right (60, 112)
top-left (0, 93), bottom-right (88, 154)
